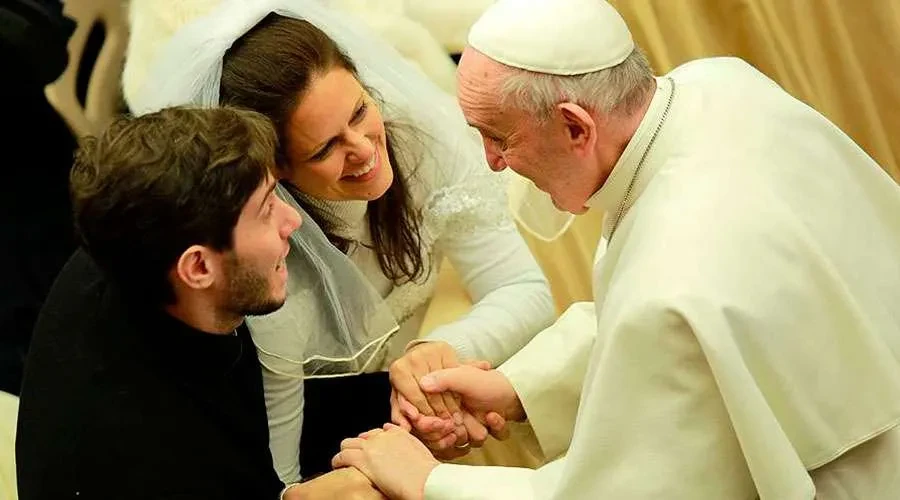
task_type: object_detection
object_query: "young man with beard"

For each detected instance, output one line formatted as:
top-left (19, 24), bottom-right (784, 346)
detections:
top-left (15, 107), bottom-right (384, 499)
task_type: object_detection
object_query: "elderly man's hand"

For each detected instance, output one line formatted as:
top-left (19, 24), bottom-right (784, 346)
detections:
top-left (421, 365), bottom-right (525, 422)
top-left (396, 360), bottom-right (507, 458)
top-left (333, 424), bottom-right (440, 500)
top-left (281, 467), bottom-right (386, 500)
top-left (411, 364), bottom-right (523, 454)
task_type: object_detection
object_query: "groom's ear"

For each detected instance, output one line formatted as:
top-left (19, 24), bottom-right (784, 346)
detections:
top-left (172, 245), bottom-right (220, 291)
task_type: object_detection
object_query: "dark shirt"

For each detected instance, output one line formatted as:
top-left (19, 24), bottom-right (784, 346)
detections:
top-left (301, 372), bottom-right (391, 476)
top-left (16, 249), bottom-right (284, 499)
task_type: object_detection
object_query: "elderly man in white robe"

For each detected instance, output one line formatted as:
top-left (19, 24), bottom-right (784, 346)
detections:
top-left (332, 0), bottom-right (900, 498)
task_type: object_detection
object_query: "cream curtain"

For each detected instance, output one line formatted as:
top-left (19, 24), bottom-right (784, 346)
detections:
top-left (612, 0), bottom-right (900, 183)
top-left (421, 0), bottom-right (900, 468)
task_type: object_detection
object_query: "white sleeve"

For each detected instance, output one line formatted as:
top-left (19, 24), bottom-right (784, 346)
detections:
top-left (496, 302), bottom-right (596, 459)
top-left (548, 302), bottom-right (756, 499)
top-left (424, 302), bottom-right (757, 500)
top-left (424, 301), bottom-right (589, 500)
top-left (417, 150), bottom-right (555, 365)
top-left (421, 226), bottom-right (555, 365)
top-left (260, 364), bottom-right (304, 484)
top-left (390, 87), bottom-right (552, 365)
top-left (425, 303), bottom-right (596, 500)
top-left (425, 458), bottom-right (567, 500)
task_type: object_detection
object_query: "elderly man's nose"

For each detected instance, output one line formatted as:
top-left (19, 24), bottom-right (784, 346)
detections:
top-left (483, 146), bottom-right (506, 171)
top-left (488, 154), bottom-right (507, 171)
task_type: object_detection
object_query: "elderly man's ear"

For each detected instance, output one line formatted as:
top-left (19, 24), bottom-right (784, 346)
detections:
top-left (556, 102), bottom-right (597, 153)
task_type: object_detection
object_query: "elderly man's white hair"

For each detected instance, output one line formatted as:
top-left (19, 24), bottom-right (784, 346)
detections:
top-left (468, 0), bottom-right (655, 122)
top-left (500, 49), bottom-right (655, 122)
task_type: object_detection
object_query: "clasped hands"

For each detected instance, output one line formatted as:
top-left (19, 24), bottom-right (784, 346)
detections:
top-left (389, 341), bottom-right (507, 457)
top-left (331, 341), bottom-right (526, 500)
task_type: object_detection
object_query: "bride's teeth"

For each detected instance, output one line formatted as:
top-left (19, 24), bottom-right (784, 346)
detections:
top-left (347, 150), bottom-right (377, 178)
top-left (349, 162), bottom-right (374, 177)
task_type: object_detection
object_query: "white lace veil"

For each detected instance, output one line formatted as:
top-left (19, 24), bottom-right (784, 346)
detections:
top-left (248, 185), bottom-right (399, 378)
top-left (130, 0), bottom-right (469, 132)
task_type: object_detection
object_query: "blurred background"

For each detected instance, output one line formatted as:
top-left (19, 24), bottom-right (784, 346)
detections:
top-left (2, 0), bottom-right (898, 495)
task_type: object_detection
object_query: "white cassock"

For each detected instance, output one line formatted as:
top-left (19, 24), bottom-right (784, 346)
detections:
top-left (424, 57), bottom-right (900, 499)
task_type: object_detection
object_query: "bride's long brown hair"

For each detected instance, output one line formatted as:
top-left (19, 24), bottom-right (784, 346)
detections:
top-left (220, 13), bottom-right (427, 284)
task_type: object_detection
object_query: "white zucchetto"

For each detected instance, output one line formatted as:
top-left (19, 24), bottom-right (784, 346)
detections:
top-left (468, 0), bottom-right (634, 75)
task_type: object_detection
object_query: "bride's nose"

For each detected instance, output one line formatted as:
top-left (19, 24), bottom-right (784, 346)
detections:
top-left (345, 130), bottom-right (375, 164)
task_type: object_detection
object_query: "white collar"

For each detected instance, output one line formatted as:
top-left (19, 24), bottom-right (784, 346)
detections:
top-left (291, 190), bottom-right (369, 241)
top-left (586, 76), bottom-right (675, 239)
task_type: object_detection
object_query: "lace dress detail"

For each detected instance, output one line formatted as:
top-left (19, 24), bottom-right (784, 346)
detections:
top-left (423, 169), bottom-right (517, 241)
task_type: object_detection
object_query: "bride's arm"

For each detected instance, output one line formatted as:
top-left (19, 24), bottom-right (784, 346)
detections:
top-left (261, 363), bottom-right (305, 484)
top-left (423, 224), bottom-right (554, 366)
top-left (416, 169), bottom-right (555, 366)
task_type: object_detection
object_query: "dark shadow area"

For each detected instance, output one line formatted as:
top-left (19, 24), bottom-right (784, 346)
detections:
top-left (0, 0), bottom-right (78, 395)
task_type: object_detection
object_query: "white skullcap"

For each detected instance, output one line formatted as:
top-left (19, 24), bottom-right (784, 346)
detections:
top-left (468, 0), bottom-right (634, 75)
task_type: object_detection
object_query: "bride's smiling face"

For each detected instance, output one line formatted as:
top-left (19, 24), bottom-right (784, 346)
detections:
top-left (281, 67), bottom-right (394, 201)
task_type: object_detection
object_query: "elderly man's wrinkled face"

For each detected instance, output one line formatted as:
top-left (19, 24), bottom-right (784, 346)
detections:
top-left (456, 48), bottom-right (598, 214)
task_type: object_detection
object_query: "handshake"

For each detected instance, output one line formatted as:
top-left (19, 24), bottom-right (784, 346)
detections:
top-left (384, 341), bottom-right (525, 456)
top-left (288, 341), bottom-right (526, 500)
